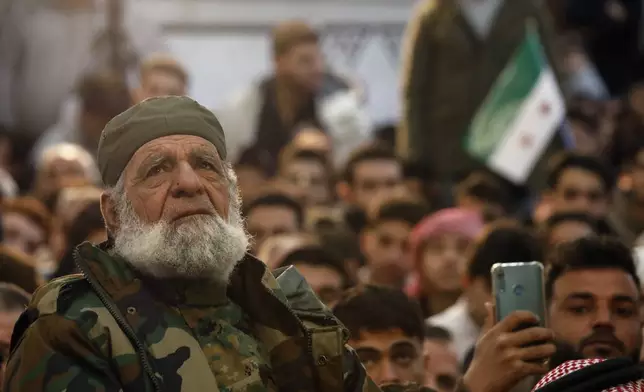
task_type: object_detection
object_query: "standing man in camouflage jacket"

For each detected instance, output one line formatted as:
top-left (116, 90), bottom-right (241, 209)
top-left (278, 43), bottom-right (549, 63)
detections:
top-left (3, 96), bottom-right (429, 392)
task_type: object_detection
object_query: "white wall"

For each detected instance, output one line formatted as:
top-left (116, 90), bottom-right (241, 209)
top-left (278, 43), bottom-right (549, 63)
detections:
top-left (132, 0), bottom-right (416, 125)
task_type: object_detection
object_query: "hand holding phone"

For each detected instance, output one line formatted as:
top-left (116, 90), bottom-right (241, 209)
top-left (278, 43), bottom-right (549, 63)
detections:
top-left (463, 305), bottom-right (556, 392)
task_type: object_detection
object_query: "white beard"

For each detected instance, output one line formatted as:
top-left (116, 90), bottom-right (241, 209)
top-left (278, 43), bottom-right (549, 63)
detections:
top-left (111, 194), bottom-right (250, 284)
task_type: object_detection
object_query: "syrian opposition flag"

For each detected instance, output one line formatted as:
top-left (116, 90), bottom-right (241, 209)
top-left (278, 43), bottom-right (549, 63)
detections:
top-left (465, 25), bottom-right (565, 185)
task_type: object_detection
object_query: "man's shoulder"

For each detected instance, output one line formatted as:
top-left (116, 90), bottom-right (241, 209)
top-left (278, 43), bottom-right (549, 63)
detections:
top-left (10, 274), bottom-right (108, 354)
top-left (29, 274), bottom-right (96, 317)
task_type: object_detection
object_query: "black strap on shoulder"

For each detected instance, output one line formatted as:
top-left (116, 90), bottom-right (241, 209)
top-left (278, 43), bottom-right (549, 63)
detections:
top-left (9, 308), bottom-right (38, 354)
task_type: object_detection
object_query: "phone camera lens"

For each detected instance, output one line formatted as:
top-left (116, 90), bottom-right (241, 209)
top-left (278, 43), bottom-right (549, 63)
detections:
top-left (513, 284), bottom-right (524, 296)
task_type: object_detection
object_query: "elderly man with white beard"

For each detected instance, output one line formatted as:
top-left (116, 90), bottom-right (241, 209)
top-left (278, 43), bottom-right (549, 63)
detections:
top-left (3, 97), bottom-right (430, 392)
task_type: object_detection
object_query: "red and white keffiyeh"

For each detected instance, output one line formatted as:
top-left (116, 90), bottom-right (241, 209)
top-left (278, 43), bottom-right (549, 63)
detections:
top-left (533, 359), bottom-right (644, 392)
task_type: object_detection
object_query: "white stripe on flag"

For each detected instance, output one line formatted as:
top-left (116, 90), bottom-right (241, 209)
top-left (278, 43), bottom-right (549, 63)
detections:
top-left (488, 68), bottom-right (564, 184)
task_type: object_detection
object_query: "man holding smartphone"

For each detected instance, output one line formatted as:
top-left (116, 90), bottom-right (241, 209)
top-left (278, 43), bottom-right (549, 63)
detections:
top-left (458, 236), bottom-right (642, 392)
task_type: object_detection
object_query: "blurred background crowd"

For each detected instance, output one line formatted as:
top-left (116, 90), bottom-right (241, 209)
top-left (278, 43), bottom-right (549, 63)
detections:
top-left (2, 0), bottom-right (644, 391)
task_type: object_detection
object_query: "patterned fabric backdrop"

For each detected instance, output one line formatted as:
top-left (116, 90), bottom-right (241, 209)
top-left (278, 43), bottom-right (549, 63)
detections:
top-left (320, 24), bottom-right (405, 68)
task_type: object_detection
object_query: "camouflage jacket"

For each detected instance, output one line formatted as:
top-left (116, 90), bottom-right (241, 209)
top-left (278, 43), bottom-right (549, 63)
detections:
top-left (5, 242), bottom-right (390, 392)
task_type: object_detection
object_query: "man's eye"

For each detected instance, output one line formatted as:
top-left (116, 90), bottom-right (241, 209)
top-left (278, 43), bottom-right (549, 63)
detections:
top-left (392, 354), bottom-right (415, 367)
top-left (615, 306), bottom-right (635, 318)
top-left (197, 160), bottom-right (216, 171)
top-left (147, 166), bottom-right (163, 177)
top-left (567, 306), bottom-right (590, 314)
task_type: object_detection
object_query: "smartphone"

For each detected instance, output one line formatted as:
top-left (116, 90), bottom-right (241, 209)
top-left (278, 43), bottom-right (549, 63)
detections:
top-left (491, 262), bottom-right (546, 328)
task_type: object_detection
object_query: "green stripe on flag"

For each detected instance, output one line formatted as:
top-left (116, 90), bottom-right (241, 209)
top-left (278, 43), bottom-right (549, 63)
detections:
top-left (465, 29), bottom-right (547, 160)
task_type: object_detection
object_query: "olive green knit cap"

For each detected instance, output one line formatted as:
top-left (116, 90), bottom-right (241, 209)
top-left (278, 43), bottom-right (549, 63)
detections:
top-left (97, 96), bottom-right (226, 187)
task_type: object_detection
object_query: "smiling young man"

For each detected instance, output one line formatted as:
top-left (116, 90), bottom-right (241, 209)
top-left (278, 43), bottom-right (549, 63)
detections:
top-left (4, 97), bottom-right (427, 392)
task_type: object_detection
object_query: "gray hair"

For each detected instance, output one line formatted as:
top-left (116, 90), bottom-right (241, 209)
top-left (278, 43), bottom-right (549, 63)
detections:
top-left (38, 143), bottom-right (101, 184)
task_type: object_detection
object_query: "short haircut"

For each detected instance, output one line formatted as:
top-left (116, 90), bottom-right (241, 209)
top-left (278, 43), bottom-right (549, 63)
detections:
top-left (278, 245), bottom-right (351, 287)
top-left (315, 227), bottom-right (363, 266)
top-left (467, 221), bottom-right (543, 284)
top-left (333, 285), bottom-right (424, 341)
top-left (369, 198), bottom-right (429, 228)
top-left (545, 236), bottom-right (640, 300)
top-left (0, 283), bottom-right (30, 312)
top-left (373, 123), bottom-right (397, 149)
top-left (425, 324), bottom-right (452, 342)
top-left (456, 172), bottom-right (509, 207)
top-left (566, 99), bottom-right (600, 134)
top-left (403, 159), bottom-right (434, 182)
top-left (546, 152), bottom-right (614, 191)
top-left (2, 197), bottom-right (52, 239)
top-left (139, 53), bottom-right (188, 86)
top-left (289, 149), bottom-right (328, 166)
top-left (342, 144), bottom-right (400, 184)
top-left (543, 212), bottom-right (599, 231)
top-left (280, 148), bottom-right (328, 173)
top-left (272, 20), bottom-right (319, 57)
top-left (542, 211), bottom-right (599, 246)
top-left (243, 193), bottom-right (304, 228)
top-left (234, 146), bottom-right (265, 171)
top-left (0, 246), bottom-right (38, 294)
top-left (77, 72), bottom-right (132, 119)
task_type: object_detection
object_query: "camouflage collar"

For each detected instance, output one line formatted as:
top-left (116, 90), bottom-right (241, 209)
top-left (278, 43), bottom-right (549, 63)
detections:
top-left (74, 242), bottom-right (291, 308)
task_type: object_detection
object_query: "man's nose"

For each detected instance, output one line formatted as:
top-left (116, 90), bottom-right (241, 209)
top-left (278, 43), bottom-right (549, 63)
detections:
top-left (379, 359), bottom-right (400, 385)
top-left (170, 162), bottom-right (204, 198)
top-left (592, 306), bottom-right (615, 327)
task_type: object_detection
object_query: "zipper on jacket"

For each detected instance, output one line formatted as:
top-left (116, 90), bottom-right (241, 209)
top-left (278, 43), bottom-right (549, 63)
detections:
top-left (73, 249), bottom-right (161, 392)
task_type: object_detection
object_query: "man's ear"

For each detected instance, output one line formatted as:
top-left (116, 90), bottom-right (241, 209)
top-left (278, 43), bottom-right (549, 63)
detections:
top-left (100, 192), bottom-right (119, 234)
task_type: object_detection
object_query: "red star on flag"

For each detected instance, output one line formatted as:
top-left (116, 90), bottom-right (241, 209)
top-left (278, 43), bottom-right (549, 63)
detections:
top-left (540, 102), bottom-right (551, 115)
top-left (520, 134), bottom-right (534, 149)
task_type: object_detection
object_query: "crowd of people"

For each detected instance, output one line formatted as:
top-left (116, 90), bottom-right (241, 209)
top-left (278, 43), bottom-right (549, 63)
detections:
top-left (2, 0), bottom-right (644, 391)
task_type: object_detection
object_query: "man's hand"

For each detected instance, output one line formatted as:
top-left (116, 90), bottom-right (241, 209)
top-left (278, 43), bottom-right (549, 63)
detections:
top-left (463, 304), bottom-right (556, 392)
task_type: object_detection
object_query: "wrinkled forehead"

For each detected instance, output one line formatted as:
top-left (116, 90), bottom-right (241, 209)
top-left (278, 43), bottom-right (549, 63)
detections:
top-left (125, 134), bottom-right (222, 174)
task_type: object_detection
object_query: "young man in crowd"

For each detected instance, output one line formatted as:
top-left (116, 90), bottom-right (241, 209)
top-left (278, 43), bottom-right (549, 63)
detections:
top-left (423, 326), bottom-right (459, 392)
top-left (32, 72), bottom-right (133, 161)
top-left (547, 236), bottom-right (642, 363)
top-left (278, 148), bottom-right (332, 207)
top-left (233, 148), bottom-right (269, 204)
top-left (407, 208), bottom-right (484, 318)
top-left (541, 152), bottom-right (613, 224)
top-left (278, 245), bottom-right (350, 307)
top-left (132, 54), bottom-right (189, 103)
top-left (1, 197), bottom-right (52, 258)
top-left (333, 285), bottom-right (427, 386)
top-left (359, 197), bottom-right (428, 288)
top-left (338, 144), bottom-right (405, 213)
top-left (219, 20), bottom-right (366, 174)
top-left (339, 144), bottom-right (406, 235)
top-left (541, 212), bottom-right (598, 250)
top-left (608, 139), bottom-right (644, 246)
top-left (429, 222), bottom-right (544, 363)
top-left (455, 172), bottom-right (510, 222)
top-left (243, 193), bottom-right (304, 254)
